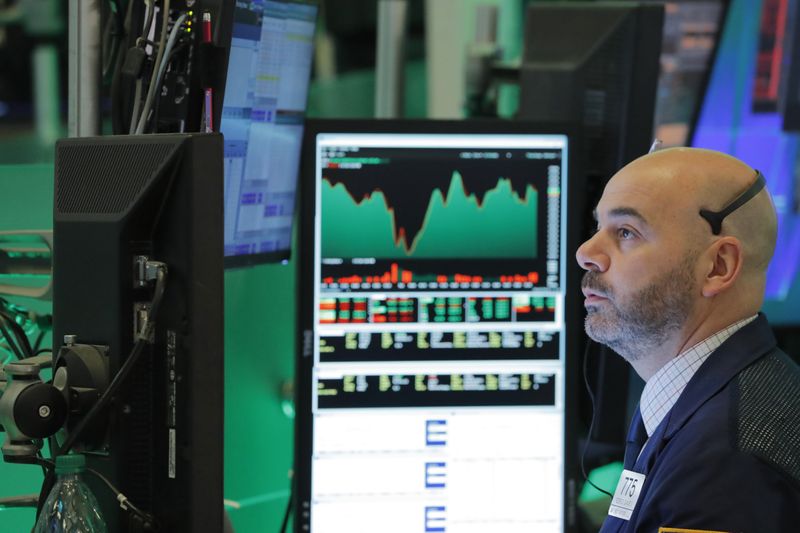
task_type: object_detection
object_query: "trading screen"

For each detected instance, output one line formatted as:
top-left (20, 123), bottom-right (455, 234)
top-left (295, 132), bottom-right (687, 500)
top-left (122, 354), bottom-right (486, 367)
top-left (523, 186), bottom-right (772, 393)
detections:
top-left (692, 0), bottom-right (800, 323)
top-left (220, 0), bottom-right (317, 264)
top-left (303, 130), bottom-right (570, 532)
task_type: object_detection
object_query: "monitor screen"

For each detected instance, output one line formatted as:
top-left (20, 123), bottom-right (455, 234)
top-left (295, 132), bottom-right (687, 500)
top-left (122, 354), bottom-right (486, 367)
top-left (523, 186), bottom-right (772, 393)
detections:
top-left (649, 0), bottom-right (727, 147)
top-left (220, 0), bottom-right (318, 267)
top-left (296, 120), bottom-right (580, 532)
top-left (692, 0), bottom-right (800, 324)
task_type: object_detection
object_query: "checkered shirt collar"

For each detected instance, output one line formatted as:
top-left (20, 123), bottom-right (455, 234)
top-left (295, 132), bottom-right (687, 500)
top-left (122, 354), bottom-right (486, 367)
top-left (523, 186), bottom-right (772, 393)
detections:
top-left (639, 315), bottom-right (758, 436)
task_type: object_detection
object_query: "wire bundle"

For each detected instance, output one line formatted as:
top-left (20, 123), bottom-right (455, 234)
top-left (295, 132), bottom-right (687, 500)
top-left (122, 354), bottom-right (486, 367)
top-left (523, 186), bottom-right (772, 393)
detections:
top-left (107, 0), bottom-right (194, 135)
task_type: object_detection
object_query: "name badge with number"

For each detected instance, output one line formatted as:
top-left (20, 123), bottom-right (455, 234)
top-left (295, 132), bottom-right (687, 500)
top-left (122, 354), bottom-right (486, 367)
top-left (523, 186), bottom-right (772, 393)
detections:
top-left (608, 469), bottom-right (646, 521)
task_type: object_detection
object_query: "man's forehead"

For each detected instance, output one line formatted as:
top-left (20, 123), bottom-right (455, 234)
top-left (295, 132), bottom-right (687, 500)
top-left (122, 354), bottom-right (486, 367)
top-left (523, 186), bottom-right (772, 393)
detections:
top-left (592, 205), bottom-right (651, 226)
top-left (596, 181), bottom-right (661, 219)
top-left (595, 172), bottom-right (694, 229)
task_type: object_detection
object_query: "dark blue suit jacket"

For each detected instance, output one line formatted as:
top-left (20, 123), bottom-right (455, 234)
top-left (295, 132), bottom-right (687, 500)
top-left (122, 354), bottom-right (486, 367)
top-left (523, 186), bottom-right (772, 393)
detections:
top-left (599, 314), bottom-right (800, 533)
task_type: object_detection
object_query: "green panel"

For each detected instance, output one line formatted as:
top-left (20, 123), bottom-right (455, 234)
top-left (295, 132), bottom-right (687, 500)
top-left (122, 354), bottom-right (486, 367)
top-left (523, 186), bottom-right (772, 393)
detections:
top-left (223, 261), bottom-right (297, 533)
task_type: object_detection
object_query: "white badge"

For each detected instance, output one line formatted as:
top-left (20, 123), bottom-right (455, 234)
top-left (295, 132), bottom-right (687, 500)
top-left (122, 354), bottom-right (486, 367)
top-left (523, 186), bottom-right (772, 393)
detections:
top-left (607, 469), bottom-right (646, 521)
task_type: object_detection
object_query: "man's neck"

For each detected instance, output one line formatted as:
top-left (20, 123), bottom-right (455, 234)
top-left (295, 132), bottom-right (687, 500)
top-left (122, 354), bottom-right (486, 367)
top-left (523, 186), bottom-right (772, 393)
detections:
top-left (628, 310), bottom-right (755, 381)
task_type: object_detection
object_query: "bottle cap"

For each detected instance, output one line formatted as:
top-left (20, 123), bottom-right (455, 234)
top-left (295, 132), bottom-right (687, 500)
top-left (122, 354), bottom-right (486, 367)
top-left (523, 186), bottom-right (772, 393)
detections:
top-left (55, 453), bottom-right (87, 475)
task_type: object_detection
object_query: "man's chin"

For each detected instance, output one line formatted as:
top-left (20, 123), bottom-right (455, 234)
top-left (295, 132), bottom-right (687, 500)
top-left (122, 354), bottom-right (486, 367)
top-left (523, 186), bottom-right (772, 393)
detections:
top-left (584, 316), bottom-right (619, 346)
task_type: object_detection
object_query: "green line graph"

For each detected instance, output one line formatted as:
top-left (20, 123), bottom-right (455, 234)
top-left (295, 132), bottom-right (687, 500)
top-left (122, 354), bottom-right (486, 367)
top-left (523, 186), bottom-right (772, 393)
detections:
top-left (322, 171), bottom-right (539, 259)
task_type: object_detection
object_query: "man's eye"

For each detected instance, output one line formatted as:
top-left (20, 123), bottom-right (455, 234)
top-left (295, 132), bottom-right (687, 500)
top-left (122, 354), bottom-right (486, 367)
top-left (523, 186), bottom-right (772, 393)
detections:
top-left (617, 228), bottom-right (635, 240)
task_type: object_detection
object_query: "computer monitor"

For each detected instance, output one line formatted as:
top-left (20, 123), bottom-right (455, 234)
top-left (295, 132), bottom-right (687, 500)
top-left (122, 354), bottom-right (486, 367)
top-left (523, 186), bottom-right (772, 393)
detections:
top-left (53, 133), bottom-right (224, 532)
top-left (692, 0), bottom-right (800, 325)
top-left (518, 1), bottom-right (665, 451)
top-left (220, 0), bottom-right (318, 267)
top-left (518, 1), bottom-right (664, 182)
top-left (296, 119), bottom-right (583, 532)
top-left (648, 0), bottom-right (728, 148)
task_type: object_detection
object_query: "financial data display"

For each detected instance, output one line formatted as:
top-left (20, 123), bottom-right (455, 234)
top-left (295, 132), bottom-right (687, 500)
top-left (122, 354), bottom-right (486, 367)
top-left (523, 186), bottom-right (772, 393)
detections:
top-left (301, 128), bottom-right (570, 532)
top-left (220, 0), bottom-right (317, 266)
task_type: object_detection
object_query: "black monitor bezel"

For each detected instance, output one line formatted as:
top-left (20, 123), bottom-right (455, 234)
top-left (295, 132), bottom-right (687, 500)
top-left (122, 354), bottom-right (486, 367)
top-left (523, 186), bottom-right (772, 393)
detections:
top-left (295, 118), bottom-right (584, 533)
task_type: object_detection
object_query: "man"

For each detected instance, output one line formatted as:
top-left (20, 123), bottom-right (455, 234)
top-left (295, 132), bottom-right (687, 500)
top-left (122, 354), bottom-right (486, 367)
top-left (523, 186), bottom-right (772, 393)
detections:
top-left (576, 147), bottom-right (800, 532)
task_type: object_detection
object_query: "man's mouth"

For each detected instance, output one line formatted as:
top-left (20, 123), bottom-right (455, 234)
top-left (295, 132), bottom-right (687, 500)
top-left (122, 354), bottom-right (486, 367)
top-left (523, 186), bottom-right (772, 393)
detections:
top-left (582, 288), bottom-right (608, 305)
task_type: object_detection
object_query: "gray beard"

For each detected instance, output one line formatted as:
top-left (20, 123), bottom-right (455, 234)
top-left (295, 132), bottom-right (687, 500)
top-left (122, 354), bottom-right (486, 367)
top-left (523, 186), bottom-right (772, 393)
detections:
top-left (582, 254), bottom-right (697, 362)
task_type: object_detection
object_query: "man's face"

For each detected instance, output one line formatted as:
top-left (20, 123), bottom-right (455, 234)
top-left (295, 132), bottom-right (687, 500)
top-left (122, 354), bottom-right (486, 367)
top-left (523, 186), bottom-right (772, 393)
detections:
top-left (575, 163), bottom-right (703, 360)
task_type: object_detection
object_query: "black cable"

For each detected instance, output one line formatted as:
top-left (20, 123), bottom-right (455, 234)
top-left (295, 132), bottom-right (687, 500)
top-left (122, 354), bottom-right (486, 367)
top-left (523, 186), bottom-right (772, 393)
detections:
top-left (580, 338), bottom-right (614, 498)
top-left (35, 451), bottom-right (49, 478)
top-left (149, 41), bottom-right (190, 132)
top-left (85, 466), bottom-right (158, 528)
top-left (0, 300), bottom-right (32, 357)
top-left (59, 342), bottom-right (144, 456)
top-left (0, 310), bottom-right (33, 357)
top-left (0, 316), bottom-right (23, 359)
top-left (58, 266), bottom-right (168, 456)
top-left (279, 484), bottom-right (293, 533)
top-left (33, 457), bottom-right (56, 526)
top-left (111, 0), bottom-right (138, 134)
top-left (32, 331), bottom-right (46, 353)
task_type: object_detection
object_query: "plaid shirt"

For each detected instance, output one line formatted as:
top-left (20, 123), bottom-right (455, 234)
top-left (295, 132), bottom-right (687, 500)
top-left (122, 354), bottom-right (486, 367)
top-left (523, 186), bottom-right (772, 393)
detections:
top-left (640, 315), bottom-right (758, 436)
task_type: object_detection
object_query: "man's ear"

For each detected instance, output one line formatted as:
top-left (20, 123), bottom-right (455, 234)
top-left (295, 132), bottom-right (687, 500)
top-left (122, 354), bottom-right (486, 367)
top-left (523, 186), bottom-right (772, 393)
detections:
top-left (701, 237), bottom-right (743, 297)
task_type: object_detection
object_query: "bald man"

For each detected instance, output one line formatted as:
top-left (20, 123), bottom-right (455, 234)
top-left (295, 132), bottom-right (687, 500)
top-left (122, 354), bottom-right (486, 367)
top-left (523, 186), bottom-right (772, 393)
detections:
top-left (576, 148), bottom-right (800, 532)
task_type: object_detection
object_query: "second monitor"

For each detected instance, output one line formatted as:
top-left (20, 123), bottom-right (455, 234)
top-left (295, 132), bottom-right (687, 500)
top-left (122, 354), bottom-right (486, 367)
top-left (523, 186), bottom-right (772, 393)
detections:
top-left (296, 119), bottom-right (585, 533)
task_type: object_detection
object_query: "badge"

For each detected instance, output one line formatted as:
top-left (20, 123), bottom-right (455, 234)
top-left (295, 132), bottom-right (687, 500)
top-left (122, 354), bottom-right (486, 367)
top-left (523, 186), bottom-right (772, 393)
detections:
top-left (607, 469), bottom-right (646, 521)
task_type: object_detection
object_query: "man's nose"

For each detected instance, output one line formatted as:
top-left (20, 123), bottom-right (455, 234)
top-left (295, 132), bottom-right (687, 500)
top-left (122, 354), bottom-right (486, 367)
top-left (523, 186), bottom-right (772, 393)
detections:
top-left (575, 233), bottom-right (609, 272)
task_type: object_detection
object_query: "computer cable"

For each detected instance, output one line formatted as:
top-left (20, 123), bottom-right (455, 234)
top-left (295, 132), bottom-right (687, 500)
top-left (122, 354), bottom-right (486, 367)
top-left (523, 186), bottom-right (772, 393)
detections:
top-left (127, 0), bottom-right (156, 133)
top-left (0, 316), bottom-right (23, 359)
top-left (0, 309), bottom-right (33, 357)
top-left (129, 78), bottom-right (144, 134)
top-left (279, 483), bottom-right (293, 533)
top-left (0, 314), bottom-right (31, 360)
top-left (580, 338), bottom-right (614, 498)
top-left (149, 41), bottom-right (189, 132)
top-left (85, 464), bottom-right (159, 529)
top-left (138, 12), bottom-right (188, 133)
top-left (139, 13), bottom-right (189, 132)
top-left (31, 330), bottom-right (46, 354)
top-left (135, 0), bottom-right (172, 134)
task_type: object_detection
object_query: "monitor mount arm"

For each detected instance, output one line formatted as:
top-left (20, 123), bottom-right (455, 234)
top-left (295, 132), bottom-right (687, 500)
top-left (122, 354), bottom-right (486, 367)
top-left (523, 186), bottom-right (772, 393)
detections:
top-left (0, 256), bottom-right (166, 461)
top-left (0, 337), bottom-right (110, 462)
